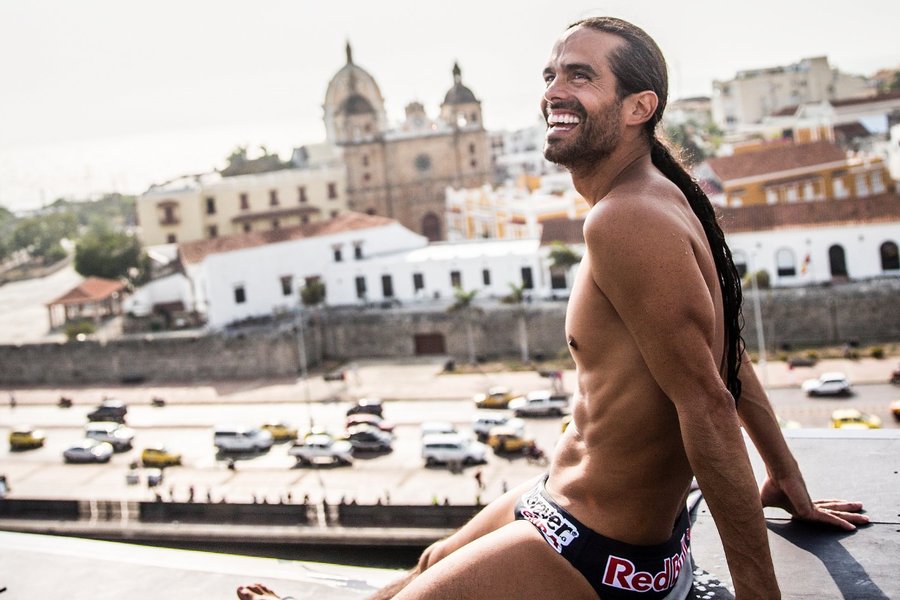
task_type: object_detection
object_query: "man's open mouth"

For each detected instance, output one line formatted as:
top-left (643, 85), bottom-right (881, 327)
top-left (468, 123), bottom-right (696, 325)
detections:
top-left (546, 112), bottom-right (581, 135)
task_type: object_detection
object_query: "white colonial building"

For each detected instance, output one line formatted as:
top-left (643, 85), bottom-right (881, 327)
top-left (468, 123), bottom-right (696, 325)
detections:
top-left (169, 212), bottom-right (562, 329)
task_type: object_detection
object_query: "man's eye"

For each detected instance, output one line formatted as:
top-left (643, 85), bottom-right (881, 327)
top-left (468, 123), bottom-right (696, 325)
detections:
top-left (573, 72), bottom-right (588, 81)
top-left (543, 74), bottom-right (555, 85)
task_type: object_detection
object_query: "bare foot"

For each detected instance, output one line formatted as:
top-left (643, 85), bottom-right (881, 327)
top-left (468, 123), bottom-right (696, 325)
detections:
top-left (236, 582), bottom-right (281, 599)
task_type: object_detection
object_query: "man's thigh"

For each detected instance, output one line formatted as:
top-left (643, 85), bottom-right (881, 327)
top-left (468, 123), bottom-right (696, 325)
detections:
top-left (398, 520), bottom-right (597, 600)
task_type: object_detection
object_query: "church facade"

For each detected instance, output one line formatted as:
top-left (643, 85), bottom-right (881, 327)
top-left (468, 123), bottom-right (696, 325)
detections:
top-left (323, 44), bottom-right (493, 241)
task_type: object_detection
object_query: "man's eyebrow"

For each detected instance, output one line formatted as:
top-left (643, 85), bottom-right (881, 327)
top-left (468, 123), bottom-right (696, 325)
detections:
top-left (543, 63), bottom-right (599, 77)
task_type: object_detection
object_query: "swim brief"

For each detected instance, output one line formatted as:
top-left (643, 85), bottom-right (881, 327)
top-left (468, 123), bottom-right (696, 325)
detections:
top-left (514, 476), bottom-right (693, 599)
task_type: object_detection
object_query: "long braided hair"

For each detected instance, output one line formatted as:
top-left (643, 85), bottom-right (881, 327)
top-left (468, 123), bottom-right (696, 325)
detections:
top-left (570, 17), bottom-right (746, 401)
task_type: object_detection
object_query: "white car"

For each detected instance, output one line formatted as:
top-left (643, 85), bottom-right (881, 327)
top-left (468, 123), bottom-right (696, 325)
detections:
top-left (213, 426), bottom-right (274, 453)
top-left (422, 433), bottom-right (488, 466)
top-left (85, 422), bottom-right (135, 452)
top-left (64, 439), bottom-right (114, 463)
top-left (508, 390), bottom-right (570, 417)
top-left (473, 414), bottom-right (524, 438)
top-left (802, 372), bottom-right (852, 397)
top-left (289, 434), bottom-right (354, 465)
top-left (420, 421), bottom-right (458, 438)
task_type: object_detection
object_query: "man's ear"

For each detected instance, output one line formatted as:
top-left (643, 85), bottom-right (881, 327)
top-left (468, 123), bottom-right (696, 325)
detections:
top-left (623, 91), bottom-right (658, 127)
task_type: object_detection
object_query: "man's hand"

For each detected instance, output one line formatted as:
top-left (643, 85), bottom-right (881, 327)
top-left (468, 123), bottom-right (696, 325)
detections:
top-left (760, 475), bottom-right (869, 531)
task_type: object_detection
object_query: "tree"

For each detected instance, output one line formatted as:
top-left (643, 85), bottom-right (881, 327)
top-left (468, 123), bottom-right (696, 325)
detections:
top-left (448, 287), bottom-right (480, 364)
top-left (74, 227), bottom-right (149, 283)
top-left (300, 279), bottom-right (326, 307)
top-left (501, 282), bottom-right (530, 363)
top-left (548, 241), bottom-right (582, 291)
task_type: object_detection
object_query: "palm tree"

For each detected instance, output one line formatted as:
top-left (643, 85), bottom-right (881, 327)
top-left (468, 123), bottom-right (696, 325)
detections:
top-left (548, 241), bottom-right (582, 291)
top-left (448, 287), bottom-right (480, 364)
top-left (502, 282), bottom-right (529, 363)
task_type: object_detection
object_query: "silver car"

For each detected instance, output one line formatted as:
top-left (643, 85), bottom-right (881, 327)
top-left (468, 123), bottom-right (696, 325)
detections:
top-left (85, 422), bottom-right (135, 452)
top-left (64, 439), bottom-right (114, 463)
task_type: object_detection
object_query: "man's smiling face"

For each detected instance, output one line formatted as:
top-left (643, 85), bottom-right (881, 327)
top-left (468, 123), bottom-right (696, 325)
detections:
top-left (541, 27), bottom-right (626, 168)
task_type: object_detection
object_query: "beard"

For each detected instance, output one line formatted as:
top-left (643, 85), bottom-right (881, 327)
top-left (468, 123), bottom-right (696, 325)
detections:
top-left (543, 97), bottom-right (623, 169)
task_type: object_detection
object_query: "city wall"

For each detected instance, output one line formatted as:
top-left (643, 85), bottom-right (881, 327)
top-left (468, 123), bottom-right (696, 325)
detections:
top-left (0, 280), bottom-right (898, 385)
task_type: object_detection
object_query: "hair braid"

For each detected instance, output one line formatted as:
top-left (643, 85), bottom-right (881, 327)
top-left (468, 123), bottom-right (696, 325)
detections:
top-left (650, 138), bottom-right (745, 401)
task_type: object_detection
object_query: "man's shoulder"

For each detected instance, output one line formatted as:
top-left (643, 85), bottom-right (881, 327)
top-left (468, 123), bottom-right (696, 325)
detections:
top-left (584, 182), bottom-right (689, 246)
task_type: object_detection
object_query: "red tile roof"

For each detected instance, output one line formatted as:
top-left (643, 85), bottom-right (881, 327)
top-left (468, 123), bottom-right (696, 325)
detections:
top-left (831, 90), bottom-right (900, 108)
top-left (703, 141), bottom-right (847, 182)
top-left (540, 217), bottom-right (585, 246)
top-left (47, 277), bottom-right (126, 306)
top-left (719, 193), bottom-right (900, 234)
top-left (178, 211), bottom-right (396, 265)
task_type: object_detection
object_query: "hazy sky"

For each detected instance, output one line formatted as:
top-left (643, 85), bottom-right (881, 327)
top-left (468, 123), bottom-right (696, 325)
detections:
top-left (1, 0), bottom-right (898, 212)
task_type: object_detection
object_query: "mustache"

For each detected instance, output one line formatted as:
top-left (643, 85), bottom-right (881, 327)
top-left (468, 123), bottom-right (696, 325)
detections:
top-left (543, 99), bottom-right (587, 122)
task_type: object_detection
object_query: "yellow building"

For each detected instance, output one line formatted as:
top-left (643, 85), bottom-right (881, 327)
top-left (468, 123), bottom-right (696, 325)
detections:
top-left (695, 140), bottom-right (891, 207)
top-left (136, 159), bottom-right (347, 247)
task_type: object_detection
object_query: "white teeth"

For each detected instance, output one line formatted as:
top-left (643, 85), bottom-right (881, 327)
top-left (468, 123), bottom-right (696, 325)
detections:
top-left (548, 113), bottom-right (580, 125)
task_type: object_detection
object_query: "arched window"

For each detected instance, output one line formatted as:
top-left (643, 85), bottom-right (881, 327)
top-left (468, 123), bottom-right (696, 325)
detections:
top-left (881, 241), bottom-right (900, 271)
top-left (731, 250), bottom-right (748, 278)
top-left (776, 248), bottom-right (796, 277)
top-left (828, 245), bottom-right (848, 278)
top-left (422, 213), bottom-right (441, 242)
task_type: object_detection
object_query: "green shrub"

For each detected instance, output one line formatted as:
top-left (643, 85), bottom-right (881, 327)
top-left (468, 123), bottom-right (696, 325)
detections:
top-left (64, 320), bottom-right (96, 341)
top-left (870, 346), bottom-right (885, 359)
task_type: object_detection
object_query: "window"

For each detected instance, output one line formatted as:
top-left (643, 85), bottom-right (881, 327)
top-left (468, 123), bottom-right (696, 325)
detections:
top-left (803, 182), bottom-right (815, 201)
top-left (331, 210), bottom-right (339, 218)
top-left (207, 225), bottom-right (218, 238)
top-left (161, 205), bottom-right (178, 224)
top-left (272, 219), bottom-right (280, 229)
top-left (366, 208), bottom-right (376, 215)
top-left (776, 248), bottom-right (796, 277)
top-left (413, 273), bottom-right (424, 292)
top-left (280, 275), bottom-right (293, 297)
top-left (415, 154), bottom-right (432, 173)
top-left (298, 187), bottom-right (307, 203)
top-left (328, 182), bottom-right (338, 199)
top-left (355, 276), bottom-right (367, 299)
top-left (828, 245), bottom-right (848, 278)
top-left (205, 197), bottom-right (216, 215)
top-left (234, 285), bottom-right (246, 304)
top-left (269, 189), bottom-right (279, 206)
top-left (301, 215), bottom-right (309, 224)
top-left (469, 143), bottom-right (476, 154)
top-left (363, 173), bottom-right (371, 182)
top-left (240, 193), bottom-right (249, 210)
top-left (833, 178), bottom-right (848, 199)
top-left (333, 247), bottom-right (343, 262)
top-left (450, 270), bottom-right (462, 288)
top-left (381, 274), bottom-right (394, 298)
top-left (765, 188), bottom-right (778, 205)
top-left (482, 269), bottom-right (491, 286)
top-left (856, 174), bottom-right (869, 197)
top-left (881, 241), bottom-right (899, 271)
top-left (785, 186), bottom-right (798, 202)
top-left (470, 159), bottom-right (477, 168)
top-left (521, 267), bottom-right (534, 290)
top-left (550, 271), bottom-right (567, 289)
top-left (362, 155), bottom-right (369, 167)
top-left (732, 250), bottom-right (748, 278)
top-left (871, 172), bottom-right (885, 195)
top-left (166, 233), bottom-right (177, 244)
top-left (354, 244), bottom-right (363, 260)
top-left (243, 223), bottom-right (252, 233)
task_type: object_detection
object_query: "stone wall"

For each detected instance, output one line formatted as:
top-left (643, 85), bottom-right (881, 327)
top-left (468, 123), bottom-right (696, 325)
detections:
top-left (1, 280), bottom-right (897, 385)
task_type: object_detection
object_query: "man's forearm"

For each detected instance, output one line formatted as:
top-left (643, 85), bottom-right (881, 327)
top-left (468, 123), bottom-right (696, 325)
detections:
top-left (679, 398), bottom-right (780, 598)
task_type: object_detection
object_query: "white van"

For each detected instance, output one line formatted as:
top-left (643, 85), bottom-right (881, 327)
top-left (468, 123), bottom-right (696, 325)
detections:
top-left (213, 426), bottom-right (274, 453)
top-left (422, 433), bottom-right (487, 466)
top-left (472, 414), bottom-right (524, 439)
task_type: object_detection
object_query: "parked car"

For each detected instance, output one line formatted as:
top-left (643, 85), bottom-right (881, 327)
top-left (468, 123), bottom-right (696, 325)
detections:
top-left (140, 445), bottom-right (183, 468)
top-left (890, 365), bottom-right (900, 385)
top-left (473, 414), bottom-right (524, 439)
top-left (508, 390), bottom-right (570, 417)
top-left (802, 372), bottom-right (852, 397)
top-left (261, 421), bottom-right (299, 442)
top-left (85, 422), bottom-right (135, 452)
top-left (345, 413), bottom-right (395, 433)
top-left (344, 425), bottom-right (393, 452)
top-left (420, 421), bottom-right (458, 438)
top-left (346, 397), bottom-right (384, 417)
top-left (213, 426), bottom-right (274, 453)
top-left (87, 399), bottom-right (128, 423)
top-left (890, 399), bottom-right (900, 423)
top-left (422, 433), bottom-right (488, 466)
top-left (831, 409), bottom-right (882, 430)
top-left (64, 439), bottom-right (114, 463)
top-left (486, 427), bottom-right (535, 453)
top-left (473, 387), bottom-right (517, 409)
top-left (9, 426), bottom-right (46, 450)
top-left (289, 434), bottom-right (354, 466)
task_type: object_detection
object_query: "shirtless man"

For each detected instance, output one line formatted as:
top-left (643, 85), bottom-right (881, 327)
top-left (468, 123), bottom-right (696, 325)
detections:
top-left (238, 17), bottom-right (867, 600)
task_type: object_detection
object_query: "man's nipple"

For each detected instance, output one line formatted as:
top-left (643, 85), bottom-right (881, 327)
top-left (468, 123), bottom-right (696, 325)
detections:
top-left (567, 336), bottom-right (578, 350)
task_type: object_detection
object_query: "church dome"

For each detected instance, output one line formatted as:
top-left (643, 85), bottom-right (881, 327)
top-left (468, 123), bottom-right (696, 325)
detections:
top-left (339, 93), bottom-right (376, 116)
top-left (323, 42), bottom-right (388, 143)
top-left (442, 62), bottom-right (479, 106)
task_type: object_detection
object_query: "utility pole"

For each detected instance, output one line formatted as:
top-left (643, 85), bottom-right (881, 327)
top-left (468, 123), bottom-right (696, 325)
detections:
top-left (749, 257), bottom-right (769, 390)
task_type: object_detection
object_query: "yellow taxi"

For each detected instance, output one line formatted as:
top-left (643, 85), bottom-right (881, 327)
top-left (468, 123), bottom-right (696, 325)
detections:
top-left (830, 409), bottom-right (882, 430)
top-left (487, 426), bottom-right (535, 453)
top-left (140, 445), bottom-right (183, 468)
top-left (9, 426), bottom-right (46, 450)
top-left (261, 421), bottom-right (299, 442)
top-left (474, 386), bottom-right (517, 409)
top-left (561, 414), bottom-right (573, 433)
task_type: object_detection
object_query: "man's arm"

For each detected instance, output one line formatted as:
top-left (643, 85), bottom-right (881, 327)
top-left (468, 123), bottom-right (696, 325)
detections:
top-left (735, 353), bottom-right (868, 529)
top-left (586, 201), bottom-right (779, 598)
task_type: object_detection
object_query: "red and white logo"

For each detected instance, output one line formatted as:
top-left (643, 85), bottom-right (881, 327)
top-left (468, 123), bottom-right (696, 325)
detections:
top-left (601, 530), bottom-right (691, 593)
